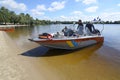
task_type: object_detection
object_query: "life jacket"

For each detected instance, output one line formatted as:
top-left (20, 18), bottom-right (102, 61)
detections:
top-left (39, 33), bottom-right (52, 39)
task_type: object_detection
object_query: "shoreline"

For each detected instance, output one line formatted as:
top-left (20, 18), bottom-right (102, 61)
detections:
top-left (0, 24), bottom-right (28, 27)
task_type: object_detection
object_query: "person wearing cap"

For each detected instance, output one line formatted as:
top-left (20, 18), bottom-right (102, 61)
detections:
top-left (77, 20), bottom-right (84, 35)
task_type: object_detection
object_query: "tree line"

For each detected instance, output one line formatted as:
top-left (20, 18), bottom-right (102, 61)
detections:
top-left (52, 20), bottom-right (120, 24)
top-left (0, 6), bottom-right (120, 25)
top-left (0, 7), bottom-right (51, 25)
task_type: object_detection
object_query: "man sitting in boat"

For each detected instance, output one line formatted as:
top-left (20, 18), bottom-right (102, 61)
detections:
top-left (62, 26), bottom-right (74, 36)
top-left (85, 22), bottom-right (100, 35)
top-left (53, 32), bottom-right (61, 38)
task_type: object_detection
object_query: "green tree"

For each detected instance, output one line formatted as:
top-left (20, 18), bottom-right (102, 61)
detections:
top-left (0, 7), bottom-right (10, 24)
top-left (0, 6), bottom-right (52, 25)
top-left (19, 13), bottom-right (25, 24)
top-left (9, 11), bottom-right (17, 24)
top-left (25, 13), bottom-right (33, 25)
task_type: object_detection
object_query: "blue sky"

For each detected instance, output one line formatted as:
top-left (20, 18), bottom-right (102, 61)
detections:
top-left (0, 0), bottom-right (120, 21)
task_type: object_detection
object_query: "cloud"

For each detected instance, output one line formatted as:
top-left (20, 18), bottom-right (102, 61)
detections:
top-left (31, 1), bottom-right (66, 17)
top-left (71, 11), bottom-right (82, 15)
top-left (85, 6), bottom-right (98, 12)
top-left (75, 0), bottom-right (97, 5)
top-left (83, 0), bottom-right (97, 5)
top-left (75, 0), bottom-right (82, 2)
top-left (48, 1), bottom-right (66, 11)
top-left (100, 12), bottom-right (120, 21)
top-left (38, 11), bottom-right (120, 21)
top-left (57, 12), bottom-right (120, 21)
top-left (31, 9), bottom-right (45, 16)
top-left (60, 15), bottom-right (67, 19)
top-left (36, 5), bottom-right (46, 11)
top-left (0, 0), bottom-right (27, 12)
top-left (30, 4), bottom-right (46, 17)
top-left (52, 15), bottom-right (92, 21)
top-left (118, 3), bottom-right (120, 6)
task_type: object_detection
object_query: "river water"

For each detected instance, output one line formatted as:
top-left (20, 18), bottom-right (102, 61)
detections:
top-left (7, 24), bottom-right (120, 80)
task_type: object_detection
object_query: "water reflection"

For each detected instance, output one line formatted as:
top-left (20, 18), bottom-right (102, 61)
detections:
top-left (7, 26), bottom-right (33, 39)
top-left (21, 43), bottom-right (103, 57)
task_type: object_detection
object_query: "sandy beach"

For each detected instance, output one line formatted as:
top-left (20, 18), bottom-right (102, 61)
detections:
top-left (0, 31), bottom-right (42, 80)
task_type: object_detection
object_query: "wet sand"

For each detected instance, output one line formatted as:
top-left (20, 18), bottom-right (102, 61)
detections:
top-left (0, 31), bottom-right (43, 80)
top-left (1, 31), bottom-right (120, 80)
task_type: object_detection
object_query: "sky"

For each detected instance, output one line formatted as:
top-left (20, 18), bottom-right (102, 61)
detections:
top-left (0, 0), bottom-right (120, 21)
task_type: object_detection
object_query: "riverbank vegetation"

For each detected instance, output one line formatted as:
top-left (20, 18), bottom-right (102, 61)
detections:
top-left (0, 6), bottom-right (120, 25)
top-left (52, 20), bottom-right (120, 24)
top-left (0, 7), bottom-right (50, 25)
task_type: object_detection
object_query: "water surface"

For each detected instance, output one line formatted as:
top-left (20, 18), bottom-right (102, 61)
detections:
top-left (7, 24), bottom-right (120, 80)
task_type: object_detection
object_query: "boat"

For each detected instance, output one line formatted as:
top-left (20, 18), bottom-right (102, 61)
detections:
top-left (29, 33), bottom-right (104, 50)
top-left (29, 18), bottom-right (104, 50)
top-left (0, 26), bottom-right (14, 32)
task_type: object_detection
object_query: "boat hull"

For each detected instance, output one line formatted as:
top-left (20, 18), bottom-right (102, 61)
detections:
top-left (30, 36), bottom-right (104, 50)
top-left (0, 27), bottom-right (14, 32)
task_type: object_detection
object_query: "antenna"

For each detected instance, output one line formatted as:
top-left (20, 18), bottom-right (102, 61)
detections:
top-left (92, 17), bottom-right (104, 34)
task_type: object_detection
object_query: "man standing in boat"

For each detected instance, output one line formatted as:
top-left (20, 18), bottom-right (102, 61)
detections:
top-left (76, 20), bottom-right (84, 35)
top-left (85, 21), bottom-right (100, 35)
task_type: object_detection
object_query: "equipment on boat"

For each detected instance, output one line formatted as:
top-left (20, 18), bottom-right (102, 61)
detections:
top-left (38, 33), bottom-right (52, 39)
top-left (29, 18), bottom-right (104, 50)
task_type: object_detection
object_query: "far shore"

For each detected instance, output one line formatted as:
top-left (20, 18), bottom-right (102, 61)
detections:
top-left (0, 24), bottom-right (28, 27)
